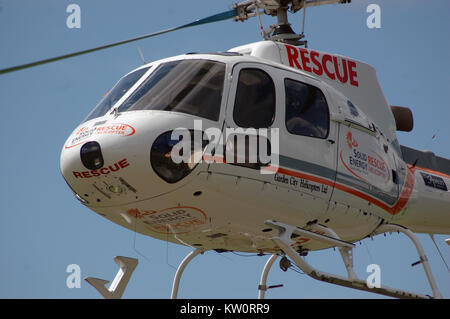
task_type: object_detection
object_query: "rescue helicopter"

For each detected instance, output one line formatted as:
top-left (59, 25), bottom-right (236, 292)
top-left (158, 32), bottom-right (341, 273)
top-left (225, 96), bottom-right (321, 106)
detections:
top-left (2, 0), bottom-right (449, 299)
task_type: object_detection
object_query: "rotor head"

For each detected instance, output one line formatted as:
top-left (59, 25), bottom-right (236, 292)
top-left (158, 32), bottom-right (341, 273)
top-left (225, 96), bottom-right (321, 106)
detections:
top-left (233, 0), bottom-right (351, 46)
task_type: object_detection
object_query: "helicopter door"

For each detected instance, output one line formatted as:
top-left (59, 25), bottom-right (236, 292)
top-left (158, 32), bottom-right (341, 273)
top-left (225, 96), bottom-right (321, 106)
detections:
top-left (206, 63), bottom-right (279, 184)
top-left (207, 63), bottom-right (337, 221)
top-left (331, 99), bottom-right (400, 216)
top-left (276, 71), bottom-right (338, 209)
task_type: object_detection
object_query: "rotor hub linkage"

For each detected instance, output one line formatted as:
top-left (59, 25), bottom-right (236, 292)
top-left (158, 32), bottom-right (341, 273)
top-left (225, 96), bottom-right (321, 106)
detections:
top-left (233, 1), bottom-right (304, 45)
top-left (233, 0), bottom-right (351, 46)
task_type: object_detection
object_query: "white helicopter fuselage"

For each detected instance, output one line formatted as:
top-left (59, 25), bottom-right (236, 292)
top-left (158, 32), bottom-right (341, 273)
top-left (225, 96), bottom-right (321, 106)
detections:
top-left (60, 41), bottom-right (450, 255)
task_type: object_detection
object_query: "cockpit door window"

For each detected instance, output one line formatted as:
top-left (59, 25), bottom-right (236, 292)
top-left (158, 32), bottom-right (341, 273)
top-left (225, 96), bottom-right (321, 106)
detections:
top-left (232, 68), bottom-right (275, 128)
top-left (284, 78), bottom-right (329, 139)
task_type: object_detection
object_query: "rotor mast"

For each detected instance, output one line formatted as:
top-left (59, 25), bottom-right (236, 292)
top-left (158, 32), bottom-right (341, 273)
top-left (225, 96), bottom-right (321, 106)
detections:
top-left (233, 0), bottom-right (351, 46)
top-left (271, 2), bottom-right (305, 46)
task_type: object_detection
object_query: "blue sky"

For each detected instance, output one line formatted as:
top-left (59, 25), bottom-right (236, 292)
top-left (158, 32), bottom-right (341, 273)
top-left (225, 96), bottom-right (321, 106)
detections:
top-left (0, 0), bottom-right (449, 299)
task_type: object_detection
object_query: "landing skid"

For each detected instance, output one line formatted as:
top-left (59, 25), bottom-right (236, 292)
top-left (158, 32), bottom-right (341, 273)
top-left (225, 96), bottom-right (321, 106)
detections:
top-left (262, 220), bottom-right (442, 299)
top-left (85, 222), bottom-right (442, 299)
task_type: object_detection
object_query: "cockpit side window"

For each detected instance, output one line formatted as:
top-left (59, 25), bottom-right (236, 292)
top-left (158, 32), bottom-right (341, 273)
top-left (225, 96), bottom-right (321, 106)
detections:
top-left (233, 68), bottom-right (275, 128)
top-left (284, 78), bottom-right (329, 139)
top-left (118, 59), bottom-right (225, 121)
top-left (83, 67), bottom-right (150, 123)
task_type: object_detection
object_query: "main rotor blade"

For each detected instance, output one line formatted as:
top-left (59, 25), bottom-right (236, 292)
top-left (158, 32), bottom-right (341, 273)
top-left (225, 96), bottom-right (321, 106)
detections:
top-left (0, 9), bottom-right (237, 75)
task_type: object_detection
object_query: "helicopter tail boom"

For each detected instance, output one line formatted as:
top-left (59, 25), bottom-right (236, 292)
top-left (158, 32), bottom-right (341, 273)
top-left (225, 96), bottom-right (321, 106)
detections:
top-left (392, 145), bottom-right (450, 234)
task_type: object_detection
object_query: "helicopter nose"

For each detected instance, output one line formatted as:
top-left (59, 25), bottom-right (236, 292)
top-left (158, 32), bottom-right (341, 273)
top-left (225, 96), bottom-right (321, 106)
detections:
top-left (60, 136), bottom-right (139, 206)
top-left (60, 114), bottom-right (208, 207)
top-left (60, 126), bottom-right (164, 206)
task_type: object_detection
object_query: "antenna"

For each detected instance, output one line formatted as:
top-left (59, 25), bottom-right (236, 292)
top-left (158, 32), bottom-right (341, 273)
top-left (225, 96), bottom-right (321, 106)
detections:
top-left (137, 47), bottom-right (146, 65)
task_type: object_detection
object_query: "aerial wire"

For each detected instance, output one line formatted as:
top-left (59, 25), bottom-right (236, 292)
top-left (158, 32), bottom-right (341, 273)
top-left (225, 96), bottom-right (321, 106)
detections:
top-left (363, 240), bottom-right (375, 265)
top-left (215, 251), bottom-right (234, 262)
top-left (423, 129), bottom-right (439, 151)
top-left (429, 234), bottom-right (450, 273)
top-left (132, 216), bottom-right (152, 264)
top-left (165, 228), bottom-right (177, 270)
top-left (231, 252), bottom-right (267, 257)
top-left (411, 129), bottom-right (440, 168)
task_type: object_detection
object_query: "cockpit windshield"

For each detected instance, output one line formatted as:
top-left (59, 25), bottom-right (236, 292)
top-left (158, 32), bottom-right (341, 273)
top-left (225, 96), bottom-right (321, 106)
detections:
top-left (118, 59), bottom-right (225, 121)
top-left (83, 67), bottom-right (150, 122)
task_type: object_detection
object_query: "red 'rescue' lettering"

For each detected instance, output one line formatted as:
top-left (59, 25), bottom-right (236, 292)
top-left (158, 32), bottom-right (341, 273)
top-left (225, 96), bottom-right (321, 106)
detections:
top-left (72, 158), bottom-right (130, 178)
top-left (118, 158), bottom-right (130, 168)
top-left (285, 44), bottom-right (359, 87)
top-left (333, 56), bottom-right (348, 84)
top-left (322, 54), bottom-right (335, 80)
top-left (82, 171), bottom-right (91, 178)
top-left (310, 50), bottom-right (323, 76)
top-left (73, 171), bottom-right (82, 178)
top-left (109, 163), bottom-right (120, 172)
top-left (286, 44), bottom-right (301, 69)
top-left (100, 168), bottom-right (110, 175)
top-left (368, 155), bottom-right (386, 171)
top-left (91, 170), bottom-right (100, 177)
top-left (299, 48), bottom-right (312, 73)
top-left (348, 60), bottom-right (359, 86)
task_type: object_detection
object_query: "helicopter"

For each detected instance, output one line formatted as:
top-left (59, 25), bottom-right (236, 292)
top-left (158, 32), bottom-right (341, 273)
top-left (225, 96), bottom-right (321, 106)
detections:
top-left (1, 0), bottom-right (449, 299)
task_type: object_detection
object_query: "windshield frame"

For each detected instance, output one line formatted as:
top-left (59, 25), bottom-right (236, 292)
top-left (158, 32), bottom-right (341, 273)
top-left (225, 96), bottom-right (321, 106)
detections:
top-left (116, 58), bottom-right (228, 122)
top-left (81, 65), bottom-right (154, 123)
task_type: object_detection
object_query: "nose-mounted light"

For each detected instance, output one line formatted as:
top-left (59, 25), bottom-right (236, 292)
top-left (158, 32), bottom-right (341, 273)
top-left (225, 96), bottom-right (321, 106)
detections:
top-left (80, 141), bottom-right (104, 170)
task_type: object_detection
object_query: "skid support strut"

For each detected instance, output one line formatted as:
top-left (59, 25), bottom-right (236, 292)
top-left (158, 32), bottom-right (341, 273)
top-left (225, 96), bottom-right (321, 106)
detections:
top-left (266, 220), bottom-right (433, 299)
top-left (258, 254), bottom-right (279, 299)
top-left (171, 248), bottom-right (204, 299)
top-left (373, 224), bottom-right (442, 299)
top-left (85, 256), bottom-right (138, 299)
